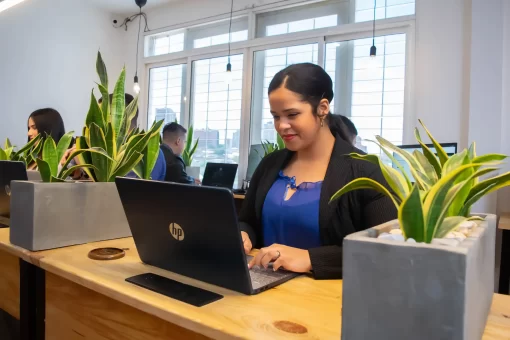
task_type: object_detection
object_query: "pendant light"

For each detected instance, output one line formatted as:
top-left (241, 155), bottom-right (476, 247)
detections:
top-left (225, 0), bottom-right (234, 86)
top-left (133, 0), bottom-right (147, 94)
top-left (369, 0), bottom-right (377, 58)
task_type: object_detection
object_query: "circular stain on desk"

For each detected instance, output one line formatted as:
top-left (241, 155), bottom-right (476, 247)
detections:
top-left (273, 321), bottom-right (308, 334)
top-left (88, 248), bottom-right (125, 261)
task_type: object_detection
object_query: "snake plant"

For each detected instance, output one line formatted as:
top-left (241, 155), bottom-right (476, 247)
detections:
top-left (75, 51), bottom-right (164, 182)
top-left (331, 120), bottom-right (510, 243)
top-left (0, 136), bottom-right (43, 165)
top-left (182, 125), bottom-right (199, 167)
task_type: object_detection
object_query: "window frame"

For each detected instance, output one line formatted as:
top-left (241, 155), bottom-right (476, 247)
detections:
top-left (141, 3), bottom-right (415, 188)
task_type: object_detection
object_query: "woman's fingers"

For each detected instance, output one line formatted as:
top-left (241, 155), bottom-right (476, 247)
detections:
top-left (241, 231), bottom-right (252, 254)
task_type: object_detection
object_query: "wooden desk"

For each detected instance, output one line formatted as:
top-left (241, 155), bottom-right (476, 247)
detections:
top-left (499, 213), bottom-right (510, 294)
top-left (1, 230), bottom-right (510, 339)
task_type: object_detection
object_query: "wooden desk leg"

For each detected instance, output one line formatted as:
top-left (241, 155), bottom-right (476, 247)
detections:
top-left (499, 229), bottom-right (510, 294)
top-left (19, 260), bottom-right (45, 340)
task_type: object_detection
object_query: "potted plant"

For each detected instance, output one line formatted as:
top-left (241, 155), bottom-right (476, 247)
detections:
top-left (9, 52), bottom-right (163, 251)
top-left (182, 125), bottom-right (200, 180)
top-left (334, 120), bottom-right (509, 340)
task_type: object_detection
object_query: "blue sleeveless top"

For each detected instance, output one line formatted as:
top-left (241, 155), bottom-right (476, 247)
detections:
top-left (261, 171), bottom-right (322, 249)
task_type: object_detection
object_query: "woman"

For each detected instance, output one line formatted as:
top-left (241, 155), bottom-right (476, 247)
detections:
top-left (239, 63), bottom-right (396, 280)
top-left (27, 108), bottom-right (66, 143)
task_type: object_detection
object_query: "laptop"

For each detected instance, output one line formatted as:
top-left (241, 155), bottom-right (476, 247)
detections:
top-left (0, 161), bottom-right (28, 227)
top-left (115, 177), bottom-right (299, 295)
top-left (201, 162), bottom-right (238, 190)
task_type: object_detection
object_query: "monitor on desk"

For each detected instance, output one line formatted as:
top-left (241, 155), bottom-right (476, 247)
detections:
top-left (392, 143), bottom-right (457, 182)
top-left (246, 144), bottom-right (264, 181)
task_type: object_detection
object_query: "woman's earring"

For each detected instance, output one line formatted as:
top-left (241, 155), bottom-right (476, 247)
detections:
top-left (320, 117), bottom-right (324, 127)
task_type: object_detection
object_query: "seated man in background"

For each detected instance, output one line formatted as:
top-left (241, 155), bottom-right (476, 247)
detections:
top-left (161, 122), bottom-right (200, 184)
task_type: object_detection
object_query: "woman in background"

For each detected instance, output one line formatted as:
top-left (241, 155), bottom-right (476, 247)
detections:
top-left (239, 63), bottom-right (396, 279)
top-left (27, 108), bottom-right (66, 143)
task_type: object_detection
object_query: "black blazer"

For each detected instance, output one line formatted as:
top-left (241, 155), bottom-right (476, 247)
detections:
top-left (239, 137), bottom-right (397, 280)
top-left (160, 144), bottom-right (194, 184)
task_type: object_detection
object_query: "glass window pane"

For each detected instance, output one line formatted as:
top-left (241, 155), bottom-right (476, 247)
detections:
top-left (325, 33), bottom-right (407, 153)
top-left (190, 54), bottom-right (244, 179)
top-left (147, 64), bottom-right (187, 126)
top-left (355, 0), bottom-right (415, 23)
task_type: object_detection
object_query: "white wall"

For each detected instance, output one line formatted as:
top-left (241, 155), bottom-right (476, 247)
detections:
top-left (0, 0), bottom-right (126, 147)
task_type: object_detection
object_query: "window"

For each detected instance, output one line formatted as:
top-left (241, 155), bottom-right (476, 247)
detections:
top-left (325, 33), bottom-right (407, 155)
top-left (147, 64), bottom-right (187, 126)
top-left (250, 44), bottom-right (319, 145)
top-left (355, 0), bottom-right (415, 23)
top-left (256, 0), bottom-right (349, 38)
top-left (146, 18), bottom-right (248, 57)
top-left (190, 54), bottom-right (244, 176)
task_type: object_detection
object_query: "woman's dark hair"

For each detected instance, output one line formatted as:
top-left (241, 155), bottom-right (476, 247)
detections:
top-left (268, 63), bottom-right (351, 143)
top-left (27, 108), bottom-right (66, 143)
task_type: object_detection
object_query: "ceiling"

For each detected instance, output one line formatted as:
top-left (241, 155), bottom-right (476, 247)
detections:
top-left (88, 0), bottom-right (178, 14)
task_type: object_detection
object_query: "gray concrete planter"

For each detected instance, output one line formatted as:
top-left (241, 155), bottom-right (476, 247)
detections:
top-left (342, 215), bottom-right (496, 340)
top-left (9, 181), bottom-right (130, 251)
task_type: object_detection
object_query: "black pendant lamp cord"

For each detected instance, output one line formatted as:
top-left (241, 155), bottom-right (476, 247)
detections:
top-left (228, 0), bottom-right (234, 63)
top-left (135, 7), bottom-right (142, 79)
top-left (372, 0), bottom-right (376, 46)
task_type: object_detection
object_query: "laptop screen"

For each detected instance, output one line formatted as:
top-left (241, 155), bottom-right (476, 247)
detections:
top-left (392, 143), bottom-right (457, 182)
top-left (202, 163), bottom-right (238, 189)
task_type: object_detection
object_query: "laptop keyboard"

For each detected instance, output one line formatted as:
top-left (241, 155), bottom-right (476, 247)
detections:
top-left (245, 254), bottom-right (297, 291)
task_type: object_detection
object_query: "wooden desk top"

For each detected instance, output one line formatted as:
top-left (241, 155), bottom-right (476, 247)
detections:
top-left (1, 230), bottom-right (510, 339)
top-left (499, 213), bottom-right (510, 231)
top-left (233, 194), bottom-right (245, 200)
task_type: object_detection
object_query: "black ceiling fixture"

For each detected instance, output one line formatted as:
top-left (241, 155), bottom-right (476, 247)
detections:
top-left (225, 0), bottom-right (234, 86)
top-left (135, 0), bottom-right (147, 7)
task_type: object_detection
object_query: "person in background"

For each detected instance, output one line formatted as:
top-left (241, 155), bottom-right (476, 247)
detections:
top-left (238, 63), bottom-right (396, 280)
top-left (27, 108), bottom-right (66, 143)
top-left (339, 115), bottom-right (358, 145)
top-left (27, 108), bottom-right (68, 169)
top-left (160, 122), bottom-right (200, 184)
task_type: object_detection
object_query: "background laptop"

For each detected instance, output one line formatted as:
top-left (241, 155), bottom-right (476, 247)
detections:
top-left (0, 161), bottom-right (28, 227)
top-left (201, 162), bottom-right (238, 190)
top-left (115, 177), bottom-right (298, 295)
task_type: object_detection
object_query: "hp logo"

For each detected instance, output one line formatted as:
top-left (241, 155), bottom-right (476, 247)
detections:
top-left (169, 223), bottom-right (184, 241)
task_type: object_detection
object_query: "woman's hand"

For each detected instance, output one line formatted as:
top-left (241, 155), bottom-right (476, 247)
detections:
top-left (60, 145), bottom-right (77, 166)
top-left (241, 231), bottom-right (252, 254)
top-left (248, 244), bottom-right (312, 273)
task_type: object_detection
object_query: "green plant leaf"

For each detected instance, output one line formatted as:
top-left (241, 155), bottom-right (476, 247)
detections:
top-left (75, 136), bottom-right (96, 181)
top-left (50, 176), bottom-right (66, 183)
top-left (60, 164), bottom-right (98, 180)
top-left (86, 90), bottom-right (105, 131)
top-left (89, 123), bottom-right (109, 182)
top-left (142, 133), bottom-right (161, 179)
top-left (4, 138), bottom-right (12, 149)
top-left (111, 67), bottom-right (126, 142)
top-left (42, 136), bottom-right (58, 177)
top-left (36, 158), bottom-right (52, 182)
top-left (468, 142), bottom-right (476, 161)
top-left (461, 171), bottom-right (510, 215)
top-left (96, 51), bottom-right (108, 89)
top-left (349, 153), bottom-right (408, 201)
top-left (366, 139), bottom-right (412, 188)
top-left (55, 131), bottom-right (74, 166)
top-left (376, 135), bottom-right (430, 190)
top-left (58, 147), bottom-right (113, 179)
top-left (423, 164), bottom-right (479, 242)
top-left (12, 134), bottom-right (41, 159)
top-left (414, 128), bottom-right (442, 178)
top-left (398, 184), bottom-right (425, 242)
top-left (435, 216), bottom-right (469, 239)
top-left (105, 121), bottom-right (117, 160)
top-left (0, 148), bottom-right (7, 161)
top-left (413, 149), bottom-right (438, 184)
top-left (472, 154), bottom-right (507, 164)
top-left (109, 151), bottom-right (144, 181)
top-left (276, 134), bottom-right (285, 149)
top-left (418, 119), bottom-right (449, 166)
top-left (446, 167), bottom-right (497, 217)
top-left (98, 83), bottom-right (110, 123)
top-left (330, 177), bottom-right (399, 209)
top-left (117, 95), bottom-right (139, 147)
